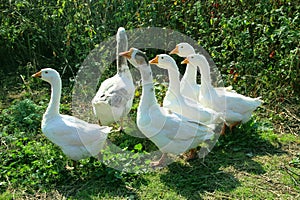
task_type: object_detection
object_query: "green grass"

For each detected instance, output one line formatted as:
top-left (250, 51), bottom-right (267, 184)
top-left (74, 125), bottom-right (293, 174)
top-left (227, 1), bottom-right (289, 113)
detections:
top-left (1, 52), bottom-right (299, 200)
top-left (0, 82), bottom-right (299, 199)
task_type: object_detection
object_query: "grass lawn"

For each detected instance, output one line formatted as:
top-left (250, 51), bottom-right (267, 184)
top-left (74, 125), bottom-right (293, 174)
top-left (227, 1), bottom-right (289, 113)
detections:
top-left (0, 74), bottom-right (299, 199)
top-left (2, 127), bottom-right (299, 199)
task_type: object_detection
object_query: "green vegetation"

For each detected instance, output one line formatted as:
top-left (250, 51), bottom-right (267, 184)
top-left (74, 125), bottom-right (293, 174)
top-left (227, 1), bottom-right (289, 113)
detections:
top-left (0, 0), bottom-right (299, 199)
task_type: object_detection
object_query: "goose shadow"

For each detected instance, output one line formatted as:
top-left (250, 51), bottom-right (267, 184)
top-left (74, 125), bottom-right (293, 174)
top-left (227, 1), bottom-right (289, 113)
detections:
top-left (47, 159), bottom-right (147, 200)
top-left (159, 155), bottom-right (241, 199)
top-left (159, 118), bottom-right (286, 198)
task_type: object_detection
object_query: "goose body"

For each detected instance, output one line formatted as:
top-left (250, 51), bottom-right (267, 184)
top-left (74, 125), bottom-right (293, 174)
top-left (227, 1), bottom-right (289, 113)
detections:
top-left (42, 114), bottom-right (110, 160)
top-left (182, 54), bottom-right (263, 128)
top-left (120, 48), bottom-right (215, 165)
top-left (32, 68), bottom-right (112, 161)
top-left (149, 54), bottom-right (222, 125)
top-left (92, 27), bottom-right (135, 128)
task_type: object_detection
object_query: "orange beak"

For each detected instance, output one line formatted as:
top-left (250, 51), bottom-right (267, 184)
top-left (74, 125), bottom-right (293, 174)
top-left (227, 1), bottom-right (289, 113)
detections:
top-left (181, 58), bottom-right (189, 64)
top-left (149, 55), bottom-right (159, 64)
top-left (119, 48), bottom-right (133, 59)
top-left (32, 71), bottom-right (42, 78)
top-left (169, 46), bottom-right (179, 55)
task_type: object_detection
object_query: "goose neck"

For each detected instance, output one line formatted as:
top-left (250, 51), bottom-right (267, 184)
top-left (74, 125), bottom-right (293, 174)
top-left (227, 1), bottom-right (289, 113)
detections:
top-left (198, 61), bottom-right (212, 87)
top-left (116, 30), bottom-right (129, 73)
top-left (45, 77), bottom-right (61, 119)
top-left (182, 63), bottom-right (197, 85)
top-left (139, 65), bottom-right (158, 110)
top-left (165, 63), bottom-right (181, 95)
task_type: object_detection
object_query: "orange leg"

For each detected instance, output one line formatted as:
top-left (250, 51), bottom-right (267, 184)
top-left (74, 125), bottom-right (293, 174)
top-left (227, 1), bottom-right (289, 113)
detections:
top-left (117, 118), bottom-right (124, 132)
top-left (150, 153), bottom-right (167, 167)
top-left (65, 160), bottom-right (77, 170)
top-left (186, 148), bottom-right (197, 160)
top-left (220, 123), bottom-right (227, 135)
top-left (229, 121), bottom-right (241, 132)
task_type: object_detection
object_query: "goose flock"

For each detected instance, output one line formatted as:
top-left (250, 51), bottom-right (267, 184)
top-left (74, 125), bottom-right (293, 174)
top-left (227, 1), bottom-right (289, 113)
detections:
top-left (32, 27), bottom-right (263, 168)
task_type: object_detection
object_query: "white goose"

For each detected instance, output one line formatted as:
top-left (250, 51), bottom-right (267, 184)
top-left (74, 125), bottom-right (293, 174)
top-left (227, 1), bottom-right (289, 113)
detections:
top-left (149, 54), bottom-right (222, 125)
top-left (92, 27), bottom-right (135, 130)
top-left (32, 68), bottom-right (112, 168)
top-left (182, 54), bottom-right (263, 134)
top-left (120, 48), bottom-right (215, 166)
top-left (170, 42), bottom-right (235, 102)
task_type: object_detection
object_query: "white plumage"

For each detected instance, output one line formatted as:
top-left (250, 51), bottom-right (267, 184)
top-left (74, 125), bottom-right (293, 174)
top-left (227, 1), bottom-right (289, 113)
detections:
top-left (120, 48), bottom-right (215, 166)
top-left (92, 27), bottom-right (135, 128)
top-left (149, 54), bottom-right (222, 125)
top-left (170, 42), bottom-right (235, 102)
top-left (182, 54), bottom-right (263, 133)
top-left (32, 68), bottom-right (112, 161)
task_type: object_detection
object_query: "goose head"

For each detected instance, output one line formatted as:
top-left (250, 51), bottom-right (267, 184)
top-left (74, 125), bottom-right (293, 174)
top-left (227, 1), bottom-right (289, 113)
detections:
top-left (116, 27), bottom-right (126, 42)
top-left (32, 68), bottom-right (60, 83)
top-left (149, 54), bottom-right (177, 70)
top-left (170, 43), bottom-right (195, 57)
top-left (119, 48), bottom-right (148, 68)
top-left (181, 53), bottom-right (206, 68)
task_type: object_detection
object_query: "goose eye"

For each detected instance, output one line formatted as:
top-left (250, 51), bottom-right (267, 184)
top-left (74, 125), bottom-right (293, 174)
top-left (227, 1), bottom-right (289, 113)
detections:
top-left (180, 46), bottom-right (183, 48)
top-left (161, 57), bottom-right (164, 59)
top-left (45, 71), bottom-right (48, 74)
top-left (191, 56), bottom-right (194, 59)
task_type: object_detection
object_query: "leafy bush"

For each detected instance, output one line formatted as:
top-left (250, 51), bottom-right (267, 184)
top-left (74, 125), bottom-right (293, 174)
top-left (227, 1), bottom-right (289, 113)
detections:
top-left (0, 99), bottom-right (42, 132)
top-left (1, 0), bottom-right (298, 103)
